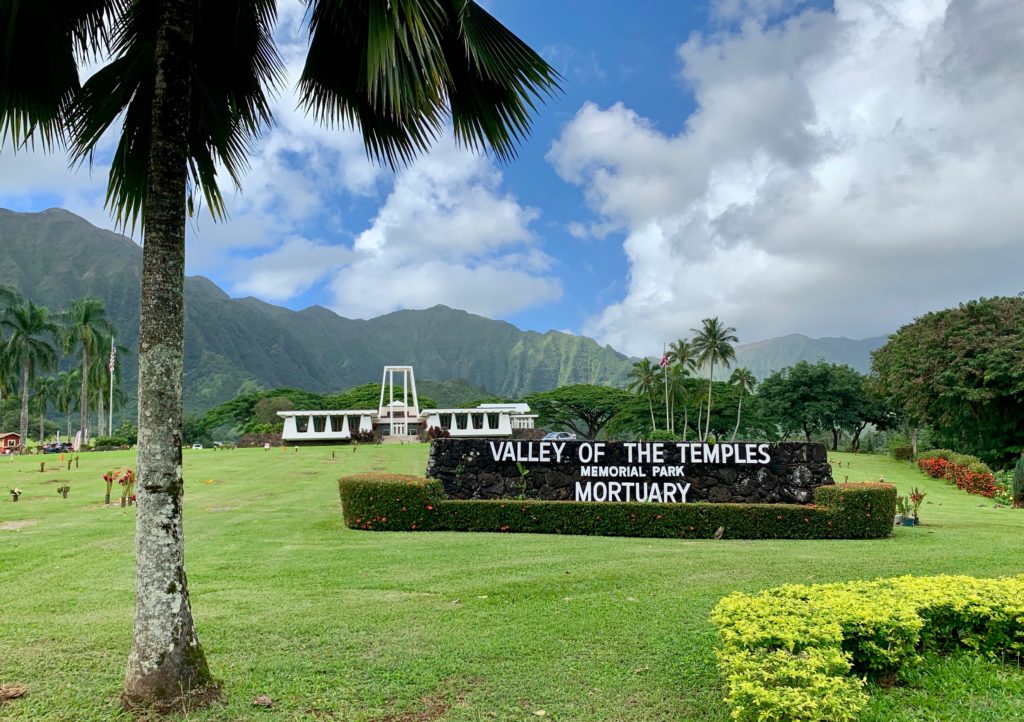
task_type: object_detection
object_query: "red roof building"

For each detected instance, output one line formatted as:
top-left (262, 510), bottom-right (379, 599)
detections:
top-left (0, 432), bottom-right (22, 453)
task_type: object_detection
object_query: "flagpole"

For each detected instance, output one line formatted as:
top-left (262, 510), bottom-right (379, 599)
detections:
top-left (108, 337), bottom-right (115, 435)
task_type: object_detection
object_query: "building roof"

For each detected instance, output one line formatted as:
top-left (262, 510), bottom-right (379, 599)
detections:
top-left (477, 403), bottom-right (532, 414)
top-left (0, 431), bottom-right (21, 437)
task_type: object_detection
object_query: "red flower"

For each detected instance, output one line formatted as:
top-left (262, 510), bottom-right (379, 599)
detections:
top-left (426, 505), bottom-right (434, 511)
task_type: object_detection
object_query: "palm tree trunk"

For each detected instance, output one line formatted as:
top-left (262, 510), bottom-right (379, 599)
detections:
top-left (80, 342), bottom-right (89, 443)
top-left (98, 394), bottom-right (105, 437)
top-left (732, 393), bottom-right (743, 441)
top-left (696, 397), bottom-right (703, 440)
top-left (648, 396), bottom-right (656, 431)
top-left (123, 0), bottom-right (213, 709)
top-left (669, 385), bottom-right (675, 434)
top-left (704, 361), bottom-right (714, 441)
top-left (39, 406), bottom-right (45, 445)
top-left (19, 357), bottom-right (29, 450)
top-left (682, 407), bottom-right (688, 441)
top-left (663, 370), bottom-right (669, 430)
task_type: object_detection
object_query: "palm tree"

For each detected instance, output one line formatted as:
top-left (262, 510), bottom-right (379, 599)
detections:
top-left (61, 298), bottom-right (115, 444)
top-left (666, 339), bottom-right (696, 433)
top-left (2, 1), bottom-right (558, 707)
top-left (55, 370), bottom-right (80, 439)
top-left (627, 358), bottom-right (659, 431)
top-left (729, 367), bottom-right (757, 441)
top-left (32, 375), bottom-right (58, 444)
top-left (0, 286), bottom-right (21, 402)
top-left (2, 301), bottom-right (61, 447)
top-left (691, 318), bottom-right (738, 442)
top-left (86, 329), bottom-right (126, 436)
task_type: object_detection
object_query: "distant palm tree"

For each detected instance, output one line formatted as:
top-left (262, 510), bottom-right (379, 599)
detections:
top-left (729, 367), bottom-right (757, 441)
top-left (2, 301), bottom-right (61, 447)
top-left (0, 286), bottom-right (21, 402)
top-left (86, 329), bottom-right (126, 436)
top-left (32, 375), bottom-right (58, 444)
top-left (667, 339), bottom-right (696, 433)
top-left (627, 358), bottom-right (659, 431)
top-left (61, 298), bottom-right (114, 443)
top-left (55, 370), bottom-right (80, 439)
top-left (691, 318), bottom-right (738, 442)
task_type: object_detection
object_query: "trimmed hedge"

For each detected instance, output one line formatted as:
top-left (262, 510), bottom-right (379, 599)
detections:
top-left (711, 575), bottom-right (1024, 722)
top-left (338, 474), bottom-right (896, 540)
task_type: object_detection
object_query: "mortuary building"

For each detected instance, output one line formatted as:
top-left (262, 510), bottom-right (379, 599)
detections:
top-left (277, 366), bottom-right (537, 443)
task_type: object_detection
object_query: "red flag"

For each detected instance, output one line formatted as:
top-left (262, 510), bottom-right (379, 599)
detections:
top-left (659, 354), bottom-right (669, 367)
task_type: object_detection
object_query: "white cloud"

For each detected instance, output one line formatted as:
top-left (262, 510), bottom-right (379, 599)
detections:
top-left (712, 0), bottom-right (810, 22)
top-left (550, 0), bottom-right (1024, 355)
top-left (230, 236), bottom-right (352, 301)
top-left (329, 142), bottom-right (561, 318)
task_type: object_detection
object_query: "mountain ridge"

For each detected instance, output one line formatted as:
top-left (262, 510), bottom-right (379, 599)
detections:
top-left (0, 208), bottom-right (888, 411)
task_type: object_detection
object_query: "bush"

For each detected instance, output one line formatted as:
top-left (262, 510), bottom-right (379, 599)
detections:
top-left (890, 446), bottom-right (913, 461)
top-left (1014, 455), bottom-right (1024, 508)
top-left (644, 429), bottom-right (681, 442)
top-left (90, 435), bottom-right (128, 449)
top-left (337, 475), bottom-right (896, 540)
top-left (236, 433), bottom-right (283, 448)
top-left (351, 430), bottom-right (376, 443)
top-left (916, 450), bottom-right (998, 498)
top-left (711, 575), bottom-right (1024, 722)
top-left (423, 425), bottom-right (450, 441)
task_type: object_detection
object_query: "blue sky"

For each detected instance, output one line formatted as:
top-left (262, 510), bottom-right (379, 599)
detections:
top-left (2, 0), bottom-right (1022, 356)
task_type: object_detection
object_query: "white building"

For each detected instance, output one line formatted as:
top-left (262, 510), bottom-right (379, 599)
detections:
top-left (278, 365), bottom-right (537, 443)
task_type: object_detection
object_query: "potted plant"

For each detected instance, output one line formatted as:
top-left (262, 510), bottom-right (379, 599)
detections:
top-left (909, 487), bottom-right (926, 525)
top-left (894, 496), bottom-right (907, 526)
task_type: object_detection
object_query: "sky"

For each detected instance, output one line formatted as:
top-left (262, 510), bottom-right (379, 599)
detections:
top-left (2, 0), bottom-right (1023, 356)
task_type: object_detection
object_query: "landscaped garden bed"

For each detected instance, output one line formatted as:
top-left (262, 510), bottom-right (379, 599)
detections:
top-left (338, 473), bottom-right (896, 539)
top-left (712, 575), bottom-right (1024, 722)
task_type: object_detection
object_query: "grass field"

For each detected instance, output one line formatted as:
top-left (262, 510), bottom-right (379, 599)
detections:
top-left (1, 446), bottom-right (1022, 721)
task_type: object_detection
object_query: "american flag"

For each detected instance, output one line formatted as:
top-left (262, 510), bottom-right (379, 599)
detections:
top-left (659, 354), bottom-right (669, 368)
top-left (108, 341), bottom-right (116, 374)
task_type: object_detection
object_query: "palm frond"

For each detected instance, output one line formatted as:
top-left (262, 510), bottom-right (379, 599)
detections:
top-left (299, 0), bottom-right (560, 168)
top-left (69, 0), bottom-right (282, 231)
top-left (0, 0), bottom-right (124, 149)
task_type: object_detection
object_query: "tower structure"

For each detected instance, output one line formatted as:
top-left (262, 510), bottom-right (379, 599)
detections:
top-left (378, 365), bottom-right (419, 437)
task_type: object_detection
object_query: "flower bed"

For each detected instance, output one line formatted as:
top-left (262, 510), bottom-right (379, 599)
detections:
top-left (337, 474), bottom-right (896, 540)
top-left (916, 450), bottom-right (999, 498)
top-left (711, 575), bottom-right (1024, 722)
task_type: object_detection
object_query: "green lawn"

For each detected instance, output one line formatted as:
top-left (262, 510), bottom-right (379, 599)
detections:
top-left (1, 447), bottom-right (1022, 721)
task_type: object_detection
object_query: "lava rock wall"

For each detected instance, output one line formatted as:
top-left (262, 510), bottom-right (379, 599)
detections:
top-left (426, 440), bottom-right (833, 504)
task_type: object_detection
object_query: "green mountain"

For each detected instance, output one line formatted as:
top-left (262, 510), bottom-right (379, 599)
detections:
top-left (731, 333), bottom-right (886, 380)
top-left (0, 208), bottom-right (633, 411)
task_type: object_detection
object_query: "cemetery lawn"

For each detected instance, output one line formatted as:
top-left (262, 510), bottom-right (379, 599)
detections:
top-left (1, 448), bottom-right (1023, 722)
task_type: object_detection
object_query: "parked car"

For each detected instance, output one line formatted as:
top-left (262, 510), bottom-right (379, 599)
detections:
top-left (542, 431), bottom-right (577, 441)
top-left (191, 443), bottom-right (203, 449)
top-left (42, 442), bottom-right (74, 454)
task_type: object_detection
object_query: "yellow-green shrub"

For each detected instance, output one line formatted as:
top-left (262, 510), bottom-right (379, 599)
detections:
top-left (711, 575), bottom-right (1024, 722)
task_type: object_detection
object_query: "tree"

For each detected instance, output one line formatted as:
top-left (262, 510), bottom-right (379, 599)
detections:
top-left (758, 361), bottom-right (876, 449)
top-left (55, 370), bottom-right (80, 439)
top-left (2, 300), bottom-right (61, 447)
top-left (872, 296), bottom-right (1024, 465)
top-left (729, 367), bottom-right (756, 441)
top-left (666, 339), bottom-right (696, 434)
top-left (626, 359), bottom-right (659, 431)
top-left (525, 385), bottom-right (630, 440)
top-left (691, 318), bottom-right (738, 441)
top-left (61, 298), bottom-right (115, 443)
top-left (3, 2), bottom-right (557, 706)
top-left (32, 375), bottom-right (58, 444)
